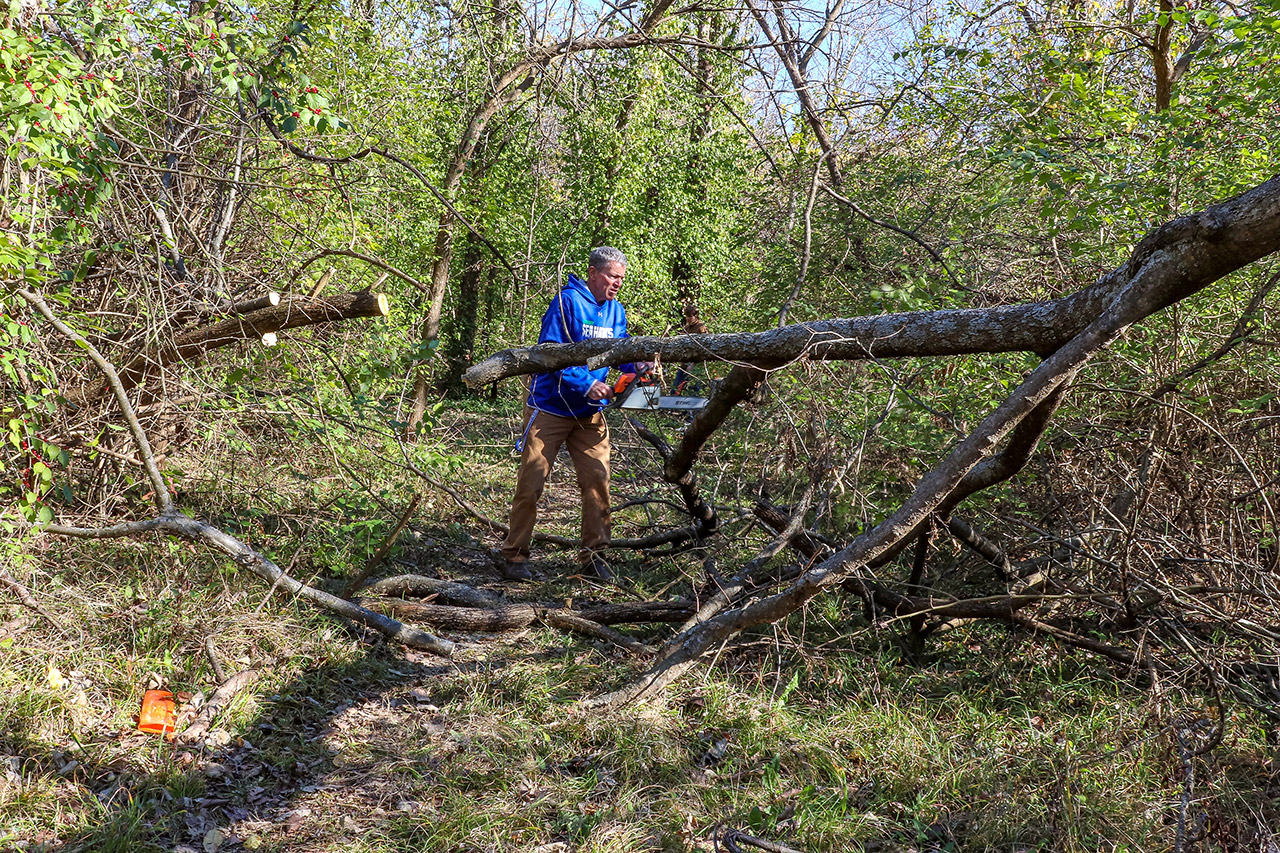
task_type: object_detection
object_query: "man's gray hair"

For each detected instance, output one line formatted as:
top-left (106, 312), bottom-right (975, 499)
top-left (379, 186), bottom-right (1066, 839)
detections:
top-left (589, 246), bottom-right (627, 270)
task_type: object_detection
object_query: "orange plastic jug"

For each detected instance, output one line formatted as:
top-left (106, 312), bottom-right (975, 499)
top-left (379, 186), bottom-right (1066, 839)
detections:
top-left (137, 689), bottom-right (177, 735)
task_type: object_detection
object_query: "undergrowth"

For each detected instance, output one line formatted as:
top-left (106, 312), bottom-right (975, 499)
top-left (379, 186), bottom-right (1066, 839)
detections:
top-left (2, 397), bottom-right (1277, 852)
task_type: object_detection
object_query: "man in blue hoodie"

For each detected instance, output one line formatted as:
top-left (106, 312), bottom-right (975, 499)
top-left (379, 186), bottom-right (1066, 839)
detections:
top-left (498, 247), bottom-right (646, 581)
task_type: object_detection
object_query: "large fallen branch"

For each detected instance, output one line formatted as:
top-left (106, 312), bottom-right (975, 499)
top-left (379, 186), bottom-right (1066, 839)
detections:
top-left (361, 572), bottom-right (696, 654)
top-left (364, 575), bottom-right (693, 625)
top-left (465, 174), bottom-right (1280, 388)
top-left (577, 173), bottom-right (1280, 706)
top-left (373, 598), bottom-right (665, 654)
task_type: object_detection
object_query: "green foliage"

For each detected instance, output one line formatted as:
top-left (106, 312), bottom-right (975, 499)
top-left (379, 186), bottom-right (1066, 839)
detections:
top-left (0, 307), bottom-right (66, 526)
top-left (1, 0), bottom-right (129, 267)
top-left (134, 1), bottom-right (342, 133)
top-left (1, 2), bottom-right (130, 524)
top-left (5, 0), bottom-right (1280, 845)
top-left (546, 32), bottom-right (763, 333)
top-left (898, 0), bottom-right (1280, 270)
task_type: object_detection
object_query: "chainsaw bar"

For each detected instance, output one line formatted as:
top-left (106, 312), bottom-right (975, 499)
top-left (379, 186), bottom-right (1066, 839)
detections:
top-left (614, 383), bottom-right (708, 412)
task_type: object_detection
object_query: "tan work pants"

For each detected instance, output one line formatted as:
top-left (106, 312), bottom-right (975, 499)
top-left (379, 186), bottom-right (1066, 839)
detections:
top-left (502, 408), bottom-right (611, 565)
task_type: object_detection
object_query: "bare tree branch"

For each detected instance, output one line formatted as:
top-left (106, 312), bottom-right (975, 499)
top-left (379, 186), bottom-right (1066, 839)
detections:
top-left (41, 513), bottom-right (456, 656)
top-left (17, 288), bottom-right (173, 513)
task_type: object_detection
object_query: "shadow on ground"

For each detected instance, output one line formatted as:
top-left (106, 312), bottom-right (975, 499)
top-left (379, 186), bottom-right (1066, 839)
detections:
top-left (13, 528), bottom-right (669, 853)
top-left (17, 642), bottom-right (466, 852)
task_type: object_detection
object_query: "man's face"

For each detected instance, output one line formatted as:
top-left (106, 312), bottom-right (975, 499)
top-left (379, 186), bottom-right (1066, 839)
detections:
top-left (586, 261), bottom-right (626, 302)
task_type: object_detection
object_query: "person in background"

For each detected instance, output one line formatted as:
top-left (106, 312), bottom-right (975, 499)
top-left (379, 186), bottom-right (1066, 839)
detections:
top-left (497, 247), bottom-right (649, 581)
top-left (674, 303), bottom-right (708, 394)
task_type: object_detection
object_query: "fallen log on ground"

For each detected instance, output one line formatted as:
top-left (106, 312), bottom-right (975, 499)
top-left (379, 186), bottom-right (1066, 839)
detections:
top-left (364, 574), bottom-right (505, 608)
top-left (374, 598), bottom-right (664, 654)
top-left (366, 578), bottom-right (693, 626)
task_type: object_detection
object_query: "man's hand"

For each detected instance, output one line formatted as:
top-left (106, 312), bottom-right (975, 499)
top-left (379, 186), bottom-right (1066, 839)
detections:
top-left (634, 361), bottom-right (655, 375)
top-left (587, 380), bottom-right (614, 402)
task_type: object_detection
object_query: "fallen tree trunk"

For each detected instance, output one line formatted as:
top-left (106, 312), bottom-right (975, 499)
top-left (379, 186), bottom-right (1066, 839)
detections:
top-left (68, 290), bottom-right (390, 404)
top-left (364, 574), bottom-right (504, 608)
top-left (379, 600), bottom-right (537, 631)
top-left (367, 580), bottom-right (693, 627)
top-left (465, 174), bottom-right (1280, 388)
top-left (580, 173), bottom-right (1280, 707)
top-left (468, 179), bottom-right (1280, 492)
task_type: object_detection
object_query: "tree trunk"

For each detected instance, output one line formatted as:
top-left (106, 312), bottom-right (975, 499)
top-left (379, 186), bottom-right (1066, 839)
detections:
top-left (1152, 0), bottom-right (1175, 112)
top-left (442, 232), bottom-right (486, 395)
top-left (401, 2), bottom-right (681, 434)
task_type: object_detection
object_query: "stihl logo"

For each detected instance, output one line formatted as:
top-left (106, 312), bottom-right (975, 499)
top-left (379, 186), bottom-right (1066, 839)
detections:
top-left (583, 324), bottom-right (616, 339)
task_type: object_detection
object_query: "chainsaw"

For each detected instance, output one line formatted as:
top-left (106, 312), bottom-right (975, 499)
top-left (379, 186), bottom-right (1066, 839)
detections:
top-left (611, 371), bottom-right (709, 412)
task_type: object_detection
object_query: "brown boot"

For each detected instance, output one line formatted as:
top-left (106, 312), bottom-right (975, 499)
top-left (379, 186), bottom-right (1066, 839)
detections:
top-left (583, 554), bottom-right (613, 581)
top-left (500, 560), bottom-right (533, 581)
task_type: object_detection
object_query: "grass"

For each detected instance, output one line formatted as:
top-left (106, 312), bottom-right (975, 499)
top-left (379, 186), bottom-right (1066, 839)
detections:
top-left (3, 394), bottom-right (1279, 852)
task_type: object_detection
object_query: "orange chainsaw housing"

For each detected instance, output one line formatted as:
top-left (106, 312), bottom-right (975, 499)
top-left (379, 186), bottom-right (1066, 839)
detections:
top-left (613, 373), bottom-right (636, 395)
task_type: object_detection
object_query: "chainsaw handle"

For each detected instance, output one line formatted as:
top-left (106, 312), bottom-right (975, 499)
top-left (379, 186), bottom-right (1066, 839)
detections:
top-left (613, 372), bottom-right (637, 395)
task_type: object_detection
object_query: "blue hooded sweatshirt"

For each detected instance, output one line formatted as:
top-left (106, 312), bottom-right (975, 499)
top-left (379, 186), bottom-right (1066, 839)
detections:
top-left (528, 272), bottom-right (632, 419)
